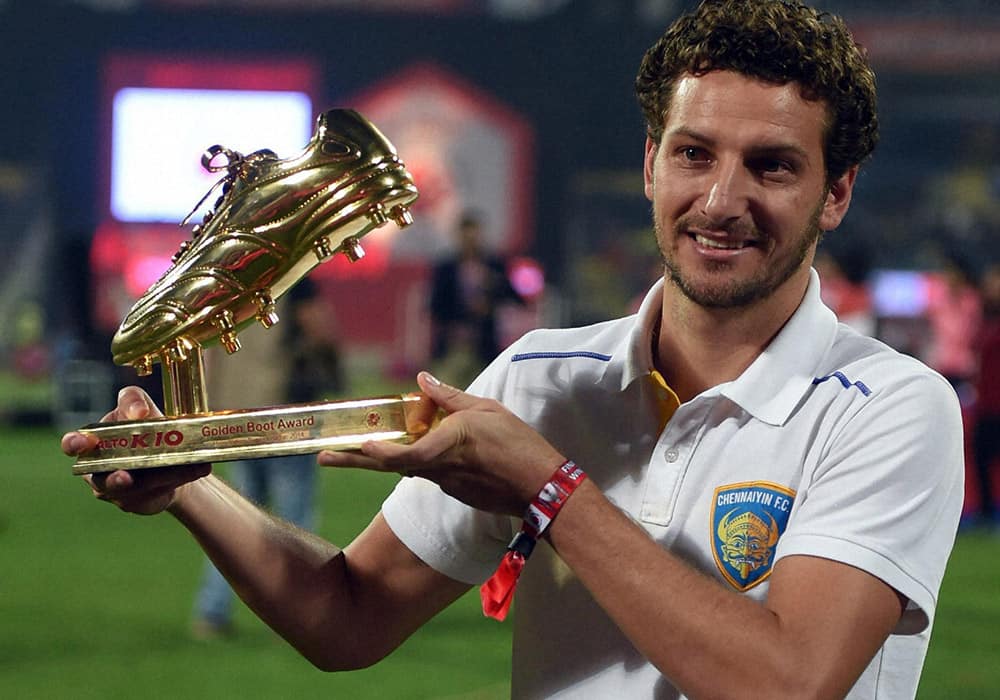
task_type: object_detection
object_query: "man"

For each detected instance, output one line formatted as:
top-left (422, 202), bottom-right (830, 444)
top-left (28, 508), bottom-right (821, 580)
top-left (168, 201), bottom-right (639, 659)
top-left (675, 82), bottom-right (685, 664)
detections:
top-left (63, 1), bottom-right (964, 698)
top-left (428, 211), bottom-right (524, 374)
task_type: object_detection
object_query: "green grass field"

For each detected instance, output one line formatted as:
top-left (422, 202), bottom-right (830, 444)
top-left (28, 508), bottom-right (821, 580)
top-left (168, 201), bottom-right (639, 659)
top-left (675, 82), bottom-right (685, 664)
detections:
top-left (2, 425), bottom-right (998, 699)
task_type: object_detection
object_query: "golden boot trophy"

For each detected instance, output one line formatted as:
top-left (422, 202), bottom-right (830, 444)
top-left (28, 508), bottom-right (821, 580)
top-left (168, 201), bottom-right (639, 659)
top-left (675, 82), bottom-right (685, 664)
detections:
top-left (72, 109), bottom-right (434, 475)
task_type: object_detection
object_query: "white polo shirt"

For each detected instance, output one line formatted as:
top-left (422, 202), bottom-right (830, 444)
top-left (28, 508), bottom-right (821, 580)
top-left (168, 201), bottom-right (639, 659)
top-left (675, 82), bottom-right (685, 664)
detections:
top-left (382, 270), bottom-right (964, 700)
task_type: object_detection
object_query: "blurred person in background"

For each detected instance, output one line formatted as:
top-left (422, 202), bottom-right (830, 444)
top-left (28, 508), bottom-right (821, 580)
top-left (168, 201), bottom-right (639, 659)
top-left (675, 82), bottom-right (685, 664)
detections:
top-left (428, 211), bottom-right (524, 387)
top-left (191, 276), bottom-right (343, 639)
top-left (66, 2), bottom-right (965, 698)
top-left (925, 248), bottom-right (982, 403)
top-left (815, 243), bottom-right (875, 336)
top-left (970, 263), bottom-right (1000, 530)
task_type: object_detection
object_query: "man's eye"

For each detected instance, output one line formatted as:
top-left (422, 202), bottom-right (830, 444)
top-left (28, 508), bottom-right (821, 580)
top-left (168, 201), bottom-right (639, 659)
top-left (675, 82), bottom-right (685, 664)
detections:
top-left (755, 158), bottom-right (792, 175)
top-left (681, 147), bottom-right (708, 161)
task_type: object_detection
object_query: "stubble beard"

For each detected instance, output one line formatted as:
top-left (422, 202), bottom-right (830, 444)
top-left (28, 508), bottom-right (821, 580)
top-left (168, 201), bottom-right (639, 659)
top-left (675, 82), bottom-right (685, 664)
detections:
top-left (656, 204), bottom-right (825, 310)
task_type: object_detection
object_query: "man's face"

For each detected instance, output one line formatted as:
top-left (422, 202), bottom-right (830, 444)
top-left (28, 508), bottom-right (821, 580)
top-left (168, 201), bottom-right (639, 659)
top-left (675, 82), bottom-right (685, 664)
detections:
top-left (644, 71), bottom-right (856, 310)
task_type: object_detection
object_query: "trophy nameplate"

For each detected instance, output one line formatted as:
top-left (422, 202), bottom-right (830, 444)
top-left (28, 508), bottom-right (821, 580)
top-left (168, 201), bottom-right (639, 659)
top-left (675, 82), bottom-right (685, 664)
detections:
top-left (73, 108), bottom-right (426, 475)
top-left (72, 394), bottom-right (436, 475)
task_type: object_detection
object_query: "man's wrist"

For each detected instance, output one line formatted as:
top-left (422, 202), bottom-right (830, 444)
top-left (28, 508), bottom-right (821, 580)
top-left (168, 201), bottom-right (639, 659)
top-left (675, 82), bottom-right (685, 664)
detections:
top-left (166, 470), bottom-right (210, 518)
top-left (481, 460), bottom-right (589, 620)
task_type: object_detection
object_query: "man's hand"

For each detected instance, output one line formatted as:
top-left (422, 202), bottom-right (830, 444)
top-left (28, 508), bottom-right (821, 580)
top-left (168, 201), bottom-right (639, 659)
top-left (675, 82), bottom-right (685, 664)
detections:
top-left (61, 386), bottom-right (211, 515)
top-left (318, 372), bottom-right (565, 517)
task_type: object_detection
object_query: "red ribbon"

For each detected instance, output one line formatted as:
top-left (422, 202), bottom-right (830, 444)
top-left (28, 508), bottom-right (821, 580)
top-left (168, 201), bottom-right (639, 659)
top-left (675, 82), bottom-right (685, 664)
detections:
top-left (480, 461), bottom-right (587, 621)
top-left (480, 550), bottom-right (526, 621)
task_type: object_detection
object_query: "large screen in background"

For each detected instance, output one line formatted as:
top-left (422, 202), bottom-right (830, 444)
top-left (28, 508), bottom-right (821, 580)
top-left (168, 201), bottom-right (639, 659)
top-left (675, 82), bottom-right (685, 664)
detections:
top-left (100, 54), bottom-right (320, 223)
top-left (870, 269), bottom-right (932, 318)
top-left (91, 55), bottom-right (321, 331)
top-left (110, 87), bottom-right (313, 223)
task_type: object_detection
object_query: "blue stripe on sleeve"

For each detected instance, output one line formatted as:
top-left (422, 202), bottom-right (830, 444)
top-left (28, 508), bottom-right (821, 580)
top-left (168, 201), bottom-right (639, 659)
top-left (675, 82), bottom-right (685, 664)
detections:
top-left (511, 351), bottom-right (613, 363)
top-left (812, 371), bottom-right (872, 396)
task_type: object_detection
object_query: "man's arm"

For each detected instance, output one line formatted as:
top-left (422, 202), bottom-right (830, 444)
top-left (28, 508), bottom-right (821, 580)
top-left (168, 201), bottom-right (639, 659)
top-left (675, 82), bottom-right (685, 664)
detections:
top-left (171, 476), bottom-right (470, 670)
top-left (547, 479), bottom-right (904, 699)
top-left (321, 372), bottom-right (910, 699)
top-left (63, 388), bottom-right (470, 671)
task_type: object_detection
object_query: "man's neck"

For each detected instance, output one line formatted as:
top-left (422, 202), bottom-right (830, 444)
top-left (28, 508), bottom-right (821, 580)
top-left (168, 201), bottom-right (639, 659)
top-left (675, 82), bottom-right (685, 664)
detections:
top-left (653, 276), bottom-right (808, 403)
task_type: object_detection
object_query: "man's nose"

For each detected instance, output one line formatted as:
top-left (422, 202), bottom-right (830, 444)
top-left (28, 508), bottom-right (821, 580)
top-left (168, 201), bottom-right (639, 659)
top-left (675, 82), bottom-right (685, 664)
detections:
top-left (702, 160), bottom-right (751, 224)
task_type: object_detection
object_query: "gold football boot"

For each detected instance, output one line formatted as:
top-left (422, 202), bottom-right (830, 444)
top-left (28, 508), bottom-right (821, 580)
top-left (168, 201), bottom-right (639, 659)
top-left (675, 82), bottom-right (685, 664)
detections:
top-left (111, 109), bottom-right (417, 382)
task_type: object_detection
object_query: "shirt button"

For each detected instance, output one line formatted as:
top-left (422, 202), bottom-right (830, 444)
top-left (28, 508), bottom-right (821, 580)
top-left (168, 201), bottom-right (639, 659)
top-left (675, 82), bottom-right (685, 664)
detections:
top-left (665, 448), bottom-right (679, 462)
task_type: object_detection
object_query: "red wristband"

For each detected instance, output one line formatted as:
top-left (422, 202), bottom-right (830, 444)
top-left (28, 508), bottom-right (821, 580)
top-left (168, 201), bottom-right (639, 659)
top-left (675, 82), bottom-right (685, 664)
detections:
top-left (480, 460), bottom-right (587, 621)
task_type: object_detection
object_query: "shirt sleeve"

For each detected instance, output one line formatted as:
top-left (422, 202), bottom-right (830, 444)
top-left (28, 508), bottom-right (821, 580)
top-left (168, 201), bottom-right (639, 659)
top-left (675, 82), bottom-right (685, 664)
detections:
top-left (381, 476), bottom-right (514, 584)
top-left (381, 349), bottom-right (520, 584)
top-left (775, 368), bottom-right (965, 634)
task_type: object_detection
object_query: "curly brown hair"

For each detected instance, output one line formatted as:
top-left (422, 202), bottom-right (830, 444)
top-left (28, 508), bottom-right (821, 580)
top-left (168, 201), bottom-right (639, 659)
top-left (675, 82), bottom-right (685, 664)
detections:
top-left (635, 0), bottom-right (878, 182)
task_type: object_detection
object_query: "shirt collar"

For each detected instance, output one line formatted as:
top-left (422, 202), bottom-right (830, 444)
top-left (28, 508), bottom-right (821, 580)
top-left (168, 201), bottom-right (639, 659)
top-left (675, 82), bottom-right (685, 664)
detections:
top-left (620, 278), bottom-right (666, 390)
top-left (719, 268), bottom-right (838, 425)
top-left (619, 269), bottom-right (838, 426)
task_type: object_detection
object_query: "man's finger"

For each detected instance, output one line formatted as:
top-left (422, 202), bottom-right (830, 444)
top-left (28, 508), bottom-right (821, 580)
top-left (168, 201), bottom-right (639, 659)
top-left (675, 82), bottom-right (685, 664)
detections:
top-left (85, 470), bottom-right (122, 495)
top-left (87, 464), bottom-right (210, 495)
top-left (416, 371), bottom-right (481, 413)
top-left (61, 431), bottom-right (98, 456)
top-left (117, 387), bottom-right (162, 420)
top-left (317, 448), bottom-right (394, 472)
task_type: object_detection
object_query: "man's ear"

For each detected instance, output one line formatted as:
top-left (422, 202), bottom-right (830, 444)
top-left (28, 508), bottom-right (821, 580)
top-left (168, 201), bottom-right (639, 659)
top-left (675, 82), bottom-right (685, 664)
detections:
top-left (818, 165), bottom-right (858, 231)
top-left (644, 136), bottom-right (658, 202)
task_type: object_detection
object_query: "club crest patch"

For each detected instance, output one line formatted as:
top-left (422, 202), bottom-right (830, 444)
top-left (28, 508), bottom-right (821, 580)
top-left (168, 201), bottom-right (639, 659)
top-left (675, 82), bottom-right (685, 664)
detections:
top-left (711, 481), bottom-right (796, 591)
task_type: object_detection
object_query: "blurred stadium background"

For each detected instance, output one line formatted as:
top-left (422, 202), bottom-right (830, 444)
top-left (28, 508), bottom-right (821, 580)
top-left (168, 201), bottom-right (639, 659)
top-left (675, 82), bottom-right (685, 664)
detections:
top-left (0, 1), bottom-right (997, 698)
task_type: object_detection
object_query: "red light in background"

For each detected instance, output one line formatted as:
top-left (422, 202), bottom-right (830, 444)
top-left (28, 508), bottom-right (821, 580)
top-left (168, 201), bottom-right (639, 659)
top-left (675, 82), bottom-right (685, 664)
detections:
top-left (125, 255), bottom-right (174, 297)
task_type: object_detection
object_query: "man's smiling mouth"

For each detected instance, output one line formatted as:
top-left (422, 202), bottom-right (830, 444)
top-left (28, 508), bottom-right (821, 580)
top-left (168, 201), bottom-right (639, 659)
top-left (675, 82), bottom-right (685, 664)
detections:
top-left (692, 233), bottom-right (757, 250)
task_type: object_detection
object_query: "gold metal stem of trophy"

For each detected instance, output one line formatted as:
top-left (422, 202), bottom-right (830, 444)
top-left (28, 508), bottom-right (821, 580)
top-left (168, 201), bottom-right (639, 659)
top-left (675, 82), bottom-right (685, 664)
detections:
top-left (161, 337), bottom-right (209, 416)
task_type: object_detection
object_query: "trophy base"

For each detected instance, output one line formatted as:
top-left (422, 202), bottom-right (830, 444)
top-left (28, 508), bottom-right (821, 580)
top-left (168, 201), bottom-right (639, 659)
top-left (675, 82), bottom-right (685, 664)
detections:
top-left (72, 393), bottom-right (436, 475)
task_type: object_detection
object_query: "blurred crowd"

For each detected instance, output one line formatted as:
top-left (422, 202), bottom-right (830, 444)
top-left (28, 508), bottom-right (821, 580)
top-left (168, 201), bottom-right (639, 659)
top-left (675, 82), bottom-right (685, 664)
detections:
top-left (816, 248), bottom-right (1000, 532)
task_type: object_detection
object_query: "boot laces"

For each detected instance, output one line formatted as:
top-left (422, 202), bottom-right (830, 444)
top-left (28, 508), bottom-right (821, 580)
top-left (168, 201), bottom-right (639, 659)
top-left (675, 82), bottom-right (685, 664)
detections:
top-left (179, 146), bottom-right (278, 229)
